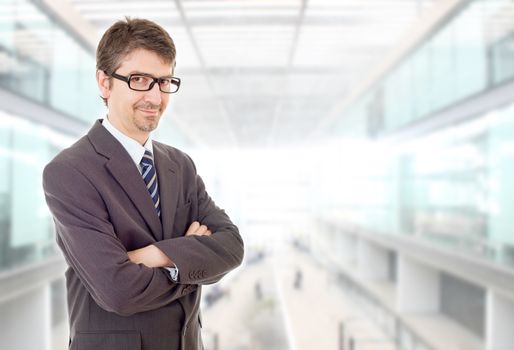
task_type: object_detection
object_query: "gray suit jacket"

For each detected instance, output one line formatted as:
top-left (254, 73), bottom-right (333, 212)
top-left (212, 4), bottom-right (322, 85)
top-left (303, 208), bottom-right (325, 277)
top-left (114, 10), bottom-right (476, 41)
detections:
top-left (43, 120), bottom-right (244, 350)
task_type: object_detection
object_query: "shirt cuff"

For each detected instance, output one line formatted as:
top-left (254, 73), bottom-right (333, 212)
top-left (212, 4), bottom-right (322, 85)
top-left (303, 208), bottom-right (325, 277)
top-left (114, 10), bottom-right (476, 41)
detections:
top-left (164, 262), bottom-right (179, 282)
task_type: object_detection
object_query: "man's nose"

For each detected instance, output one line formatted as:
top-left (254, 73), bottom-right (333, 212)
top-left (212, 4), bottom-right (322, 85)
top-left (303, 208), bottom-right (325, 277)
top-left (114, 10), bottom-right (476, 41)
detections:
top-left (144, 82), bottom-right (162, 105)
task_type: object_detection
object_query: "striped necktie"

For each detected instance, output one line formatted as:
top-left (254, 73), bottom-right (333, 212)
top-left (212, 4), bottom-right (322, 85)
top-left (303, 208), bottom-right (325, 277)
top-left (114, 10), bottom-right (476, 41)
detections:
top-left (140, 150), bottom-right (161, 217)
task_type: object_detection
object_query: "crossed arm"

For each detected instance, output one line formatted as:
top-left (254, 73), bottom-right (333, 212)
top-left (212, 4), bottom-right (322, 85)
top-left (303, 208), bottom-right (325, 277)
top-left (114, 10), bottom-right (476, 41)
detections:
top-left (43, 159), bottom-right (243, 316)
top-left (127, 221), bottom-right (212, 268)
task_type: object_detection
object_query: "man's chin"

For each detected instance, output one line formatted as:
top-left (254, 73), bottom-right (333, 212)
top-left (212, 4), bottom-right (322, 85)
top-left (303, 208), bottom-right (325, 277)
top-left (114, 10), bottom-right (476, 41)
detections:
top-left (134, 116), bottom-right (160, 133)
top-left (137, 123), bottom-right (158, 133)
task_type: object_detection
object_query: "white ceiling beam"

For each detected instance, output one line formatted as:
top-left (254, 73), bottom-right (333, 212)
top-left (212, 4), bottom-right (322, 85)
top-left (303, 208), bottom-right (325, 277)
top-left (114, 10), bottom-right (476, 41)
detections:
top-left (266, 0), bottom-right (308, 147)
top-left (173, 0), bottom-right (239, 148)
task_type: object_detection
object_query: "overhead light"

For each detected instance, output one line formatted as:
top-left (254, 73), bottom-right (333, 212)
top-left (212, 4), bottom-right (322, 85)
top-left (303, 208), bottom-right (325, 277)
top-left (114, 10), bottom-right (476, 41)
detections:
top-left (82, 12), bottom-right (180, 20)
top-left (183, 0), bottom-right (301, 10)
top-left (186, 9), bottom-right (300, 17)
top-left (73, 1), bottom-right (177, 12)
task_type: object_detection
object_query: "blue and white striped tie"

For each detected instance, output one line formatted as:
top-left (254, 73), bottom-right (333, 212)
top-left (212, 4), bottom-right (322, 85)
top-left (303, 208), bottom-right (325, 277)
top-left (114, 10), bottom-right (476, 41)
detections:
top-left (140, 150), bottom-right (161, 217)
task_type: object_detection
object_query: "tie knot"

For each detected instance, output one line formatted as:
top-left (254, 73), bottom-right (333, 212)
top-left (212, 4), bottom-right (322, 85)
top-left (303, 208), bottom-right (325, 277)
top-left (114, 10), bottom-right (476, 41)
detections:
top-left (141, 150), bottom-right (154, 167)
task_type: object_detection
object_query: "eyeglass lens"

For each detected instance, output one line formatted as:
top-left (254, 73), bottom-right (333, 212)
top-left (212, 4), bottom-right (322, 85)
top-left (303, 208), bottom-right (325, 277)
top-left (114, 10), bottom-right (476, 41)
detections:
top-left (128, 75), bottom-right (178, 93)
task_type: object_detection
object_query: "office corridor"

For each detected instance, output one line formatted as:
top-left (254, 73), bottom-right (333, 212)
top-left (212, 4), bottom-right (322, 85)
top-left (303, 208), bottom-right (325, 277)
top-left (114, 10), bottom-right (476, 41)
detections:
top-left (3, 1), bottom-right (514, 349)
top-left (200, 243), bottom-right (397, 350)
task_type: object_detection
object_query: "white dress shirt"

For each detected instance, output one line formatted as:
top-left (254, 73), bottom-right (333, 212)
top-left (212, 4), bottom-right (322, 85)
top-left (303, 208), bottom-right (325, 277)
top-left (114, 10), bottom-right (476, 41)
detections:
top-left (101, 117), bottom-right (153, 173)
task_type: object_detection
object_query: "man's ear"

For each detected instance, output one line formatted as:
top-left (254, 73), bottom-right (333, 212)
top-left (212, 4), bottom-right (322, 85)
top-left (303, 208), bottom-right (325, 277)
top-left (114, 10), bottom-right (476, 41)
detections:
top-left (96, 70), bottom-right (111, 100)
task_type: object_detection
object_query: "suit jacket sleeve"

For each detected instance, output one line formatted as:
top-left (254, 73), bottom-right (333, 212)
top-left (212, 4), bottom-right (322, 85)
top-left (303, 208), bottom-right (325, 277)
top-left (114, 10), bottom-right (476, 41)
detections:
top-left (43, 160), bottom-right (196, 317)
top-left (154, 156), bottom-right (244, 285)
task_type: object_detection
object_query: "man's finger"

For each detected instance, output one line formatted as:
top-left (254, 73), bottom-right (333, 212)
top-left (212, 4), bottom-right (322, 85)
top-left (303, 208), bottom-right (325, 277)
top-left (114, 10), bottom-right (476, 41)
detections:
top-left (186, 221), bottom-right (200, 235)
top-left (185, 222), bottom-right (213, 236)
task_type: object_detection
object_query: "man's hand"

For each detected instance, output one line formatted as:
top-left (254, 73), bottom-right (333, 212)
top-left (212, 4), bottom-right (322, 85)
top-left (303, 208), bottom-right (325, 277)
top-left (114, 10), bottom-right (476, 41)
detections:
top-left (185, 221), bottom-right (212, 236)
top-left (128, 245), bottom-right (172, 268)
top-left (127, 222), bottom-right (211, 267)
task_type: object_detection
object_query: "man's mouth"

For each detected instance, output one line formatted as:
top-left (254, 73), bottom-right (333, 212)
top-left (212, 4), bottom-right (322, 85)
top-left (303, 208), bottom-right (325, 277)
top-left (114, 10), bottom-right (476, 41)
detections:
top-left (138, 108), bottom-right (159, 115)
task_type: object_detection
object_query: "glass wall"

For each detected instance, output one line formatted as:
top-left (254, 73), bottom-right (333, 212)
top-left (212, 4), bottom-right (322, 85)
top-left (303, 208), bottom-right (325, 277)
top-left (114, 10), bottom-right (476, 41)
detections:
top-left (397, 132), bottom-right (487, 249)
top-left (321, 101), bottom-right (514, 269)
top-left (336, 0), bottom-right (514, 137)
top-left (0, 112), bottom-right (73, 272)
top-left (0, 0), bottom-right (102, 272)
top-left (0, 0), bottom-right (102, 123)
top-left (321, 0), bottom-right (514, 269)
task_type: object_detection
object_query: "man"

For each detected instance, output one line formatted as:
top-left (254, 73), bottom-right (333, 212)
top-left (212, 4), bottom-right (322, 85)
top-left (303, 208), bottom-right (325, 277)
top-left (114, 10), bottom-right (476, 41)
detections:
top-left (43, 18), bottom-right (244, 350)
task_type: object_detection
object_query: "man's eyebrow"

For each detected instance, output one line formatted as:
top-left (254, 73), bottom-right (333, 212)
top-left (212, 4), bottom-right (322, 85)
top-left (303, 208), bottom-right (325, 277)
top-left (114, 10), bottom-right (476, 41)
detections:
top-left (128, 71), bottom-right (173, 78)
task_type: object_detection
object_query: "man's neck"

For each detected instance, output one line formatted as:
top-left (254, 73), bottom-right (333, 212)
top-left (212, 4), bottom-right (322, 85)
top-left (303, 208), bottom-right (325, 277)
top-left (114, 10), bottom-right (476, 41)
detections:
top-left (106, 115), bottom-right (148, 146)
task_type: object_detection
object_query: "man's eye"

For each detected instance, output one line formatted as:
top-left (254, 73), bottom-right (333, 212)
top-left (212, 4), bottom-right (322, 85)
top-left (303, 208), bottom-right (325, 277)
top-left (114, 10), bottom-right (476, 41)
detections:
top-left (131, 76), bottom-right (148, 83)
top-left (160, 79), bottom-right (171, 86)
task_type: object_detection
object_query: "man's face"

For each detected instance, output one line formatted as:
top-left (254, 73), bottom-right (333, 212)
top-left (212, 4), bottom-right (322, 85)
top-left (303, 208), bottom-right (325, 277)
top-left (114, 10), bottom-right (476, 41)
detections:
top-left (98, 48), bottom-right (174, 142)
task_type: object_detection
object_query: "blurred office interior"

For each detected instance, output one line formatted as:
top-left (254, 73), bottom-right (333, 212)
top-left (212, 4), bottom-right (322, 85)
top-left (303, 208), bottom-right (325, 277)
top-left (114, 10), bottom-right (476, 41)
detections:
top-left (1, 0), bottom-right (514, 349)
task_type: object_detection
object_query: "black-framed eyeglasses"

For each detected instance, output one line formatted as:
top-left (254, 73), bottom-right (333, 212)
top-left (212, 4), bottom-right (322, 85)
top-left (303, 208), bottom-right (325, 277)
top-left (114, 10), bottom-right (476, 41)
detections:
top-left (108, 71), bottom-right (181, 93)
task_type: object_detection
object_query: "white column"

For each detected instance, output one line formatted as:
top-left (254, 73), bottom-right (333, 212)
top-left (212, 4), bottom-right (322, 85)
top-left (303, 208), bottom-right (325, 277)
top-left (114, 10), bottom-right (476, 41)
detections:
top-left (0, 285), bottom-right (51, 350)
top-left (486, 290), bottom-right (514, 350)
top-left (357, 240), bottom-right (390, 281)
top-left (397, 255), bottom-right (440, 312)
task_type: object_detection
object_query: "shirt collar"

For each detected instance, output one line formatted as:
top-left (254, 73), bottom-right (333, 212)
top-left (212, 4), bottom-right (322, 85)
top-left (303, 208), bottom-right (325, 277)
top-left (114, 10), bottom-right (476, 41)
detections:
top-left (101, 117), bottom-right (154, 167)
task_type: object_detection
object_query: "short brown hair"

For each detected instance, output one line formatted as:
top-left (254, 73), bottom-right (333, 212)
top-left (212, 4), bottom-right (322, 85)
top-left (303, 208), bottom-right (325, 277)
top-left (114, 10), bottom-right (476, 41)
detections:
top-left (96, 17), bottom-right (176, 105)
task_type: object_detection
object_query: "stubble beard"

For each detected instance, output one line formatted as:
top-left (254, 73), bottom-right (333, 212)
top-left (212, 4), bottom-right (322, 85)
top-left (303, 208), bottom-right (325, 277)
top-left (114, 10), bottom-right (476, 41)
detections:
top-left (133, 114), bottom-right (160, 132)
top-left (132, 103), bottom-right (162, 132)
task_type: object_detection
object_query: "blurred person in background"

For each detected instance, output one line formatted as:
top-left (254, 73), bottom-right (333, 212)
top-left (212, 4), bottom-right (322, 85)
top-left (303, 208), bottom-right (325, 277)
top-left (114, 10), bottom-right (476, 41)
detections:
top-left (42, 17), bottom-right (244, 350)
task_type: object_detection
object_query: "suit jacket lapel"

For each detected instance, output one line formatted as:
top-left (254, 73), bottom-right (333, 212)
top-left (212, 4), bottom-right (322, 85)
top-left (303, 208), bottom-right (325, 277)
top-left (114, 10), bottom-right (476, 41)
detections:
top-left (153, 142), bottom-right (179, 240)
top-left (153, 142), bottom-right (195, 327)
top-left (87, 120), bottom-right (163, 241)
